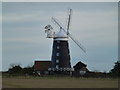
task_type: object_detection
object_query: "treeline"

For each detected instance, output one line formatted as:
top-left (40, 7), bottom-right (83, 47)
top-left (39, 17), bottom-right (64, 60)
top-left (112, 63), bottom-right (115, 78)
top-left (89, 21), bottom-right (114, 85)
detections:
top-left (109, 61), bottom-right (120, 77)
top-left (5, 64), bottom-right (35, 76)
top-left (87, 61), bottom-right (120, 78)
top-left (2, 61), bottom-right (120, 78)
top-left (90, 61), bottom-right (120, 78)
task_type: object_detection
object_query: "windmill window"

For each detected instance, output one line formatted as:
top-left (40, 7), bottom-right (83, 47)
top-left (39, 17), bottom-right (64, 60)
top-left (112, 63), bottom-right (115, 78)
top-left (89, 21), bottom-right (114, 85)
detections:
top-left (56, 59), bottom-right (59, 63)
top-left (56, 53), bottom-right (59, 56)
top-left (56, 65), bottom-right (59, 69)
top-left (57, 46), bottom-right (60, 49)
top-left (57, 41), bottom-right (60, 43)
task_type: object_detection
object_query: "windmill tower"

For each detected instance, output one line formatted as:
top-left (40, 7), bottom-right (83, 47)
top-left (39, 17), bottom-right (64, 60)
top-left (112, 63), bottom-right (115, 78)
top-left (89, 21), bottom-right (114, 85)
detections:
top-left (45, 9), bottom-right (86, 74)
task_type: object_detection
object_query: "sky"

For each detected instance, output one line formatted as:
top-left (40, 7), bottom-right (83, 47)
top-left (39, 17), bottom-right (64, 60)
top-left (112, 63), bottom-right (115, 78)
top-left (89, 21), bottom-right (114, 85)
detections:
top-left (1, 2), bottom-right (118, 72)
top-left (0, 2), bottom-right (2, 72)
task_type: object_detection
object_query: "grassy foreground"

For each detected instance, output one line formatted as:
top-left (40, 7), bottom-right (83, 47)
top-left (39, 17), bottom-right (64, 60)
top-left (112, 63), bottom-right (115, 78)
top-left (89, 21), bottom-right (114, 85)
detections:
top-left (2, 76), bottom-right (118, 88)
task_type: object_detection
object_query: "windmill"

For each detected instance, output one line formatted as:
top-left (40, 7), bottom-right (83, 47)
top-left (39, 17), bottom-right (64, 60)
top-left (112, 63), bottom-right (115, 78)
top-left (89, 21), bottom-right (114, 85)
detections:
top-left (45, 9), bottom-right (86, 74)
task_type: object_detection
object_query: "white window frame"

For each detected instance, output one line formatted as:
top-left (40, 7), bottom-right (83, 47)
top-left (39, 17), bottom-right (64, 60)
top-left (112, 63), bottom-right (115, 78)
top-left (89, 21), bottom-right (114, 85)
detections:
top-left (57, 41), bottom-right (60, 43)
top-left (56, 65), bottom-right (59, 69)
top-left (57, 46), bottom-right (60, 49)
top-left (56, 53), bottom-right (59, 56)
top-left (56, 59), bottom-right (59, 63)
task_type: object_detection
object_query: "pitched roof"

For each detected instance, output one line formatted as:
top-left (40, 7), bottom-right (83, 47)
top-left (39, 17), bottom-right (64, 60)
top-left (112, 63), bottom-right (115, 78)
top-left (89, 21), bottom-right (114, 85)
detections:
top-left (34, 61), bottom-right (51, 71)
top-left (73, 61), bottom-right (87, 70)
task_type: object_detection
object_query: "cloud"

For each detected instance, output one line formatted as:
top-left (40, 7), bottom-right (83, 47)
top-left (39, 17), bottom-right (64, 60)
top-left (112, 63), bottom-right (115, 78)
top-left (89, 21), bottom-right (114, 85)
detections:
top-left (0, 15), bottom-right (2, 22)
top-left (3, 11), bottom-right (51, 24)
top-left (72, 11), bottom-right (117, 42)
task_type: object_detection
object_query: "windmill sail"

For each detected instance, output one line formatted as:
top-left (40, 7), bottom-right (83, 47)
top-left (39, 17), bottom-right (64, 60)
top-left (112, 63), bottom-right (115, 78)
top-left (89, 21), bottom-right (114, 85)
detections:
top-left (51, 17), bottom-right (63, 29)
top-left (67, 32), bottom-right (86, 53)
top-left (51, 17), bottom-right (86, 53)
top-left (67, 8), bottom-right (72, 34)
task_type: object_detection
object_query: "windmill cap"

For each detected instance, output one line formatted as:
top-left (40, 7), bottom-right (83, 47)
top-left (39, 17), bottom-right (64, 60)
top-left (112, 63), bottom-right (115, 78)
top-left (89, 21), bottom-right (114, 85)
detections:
top-left (55, 29), bottom-right (68, 38)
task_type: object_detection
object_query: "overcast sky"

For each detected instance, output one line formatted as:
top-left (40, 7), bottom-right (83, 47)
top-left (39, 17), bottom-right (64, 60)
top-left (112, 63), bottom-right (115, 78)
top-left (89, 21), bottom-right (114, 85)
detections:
top-left (2, 2), bottom-right (118, 72)
top-left (0, 2), bottom-right (2, 71)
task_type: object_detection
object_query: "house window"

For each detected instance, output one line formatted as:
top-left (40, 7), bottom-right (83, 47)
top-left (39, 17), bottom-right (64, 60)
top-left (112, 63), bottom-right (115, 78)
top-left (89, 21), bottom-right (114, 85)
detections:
top-left (56, 59), bottom-right (59, 63)
top-left (57, 41), bottom-right (60, 43)
top-left (56, 65), bottom-right (59, 69)
top-left (79, 71), bottom-right (86, 75)
top-left (56, 53), bottom-right (59, 56)
top-left (57, 46), bottom-right (60, 49)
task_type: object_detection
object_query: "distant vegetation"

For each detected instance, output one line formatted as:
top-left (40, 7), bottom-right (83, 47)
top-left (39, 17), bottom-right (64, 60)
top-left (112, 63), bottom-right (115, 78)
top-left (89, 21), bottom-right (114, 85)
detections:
top-left (2, 61), bottom-right (120, 78)
top-left (109, 61), bottom-right (120, 77)
top-left (3, 64), bottom-right (34, 76)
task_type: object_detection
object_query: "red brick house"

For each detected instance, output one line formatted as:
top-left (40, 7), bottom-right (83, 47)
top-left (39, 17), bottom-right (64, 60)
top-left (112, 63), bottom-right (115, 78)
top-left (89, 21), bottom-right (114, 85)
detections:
top-left (34, 61), bottom-right (51, 75)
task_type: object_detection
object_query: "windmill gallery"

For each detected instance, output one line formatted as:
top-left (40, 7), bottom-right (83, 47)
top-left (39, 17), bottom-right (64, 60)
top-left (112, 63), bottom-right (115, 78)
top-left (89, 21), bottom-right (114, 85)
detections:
top-left (34, 9), bottom-right (89, 76)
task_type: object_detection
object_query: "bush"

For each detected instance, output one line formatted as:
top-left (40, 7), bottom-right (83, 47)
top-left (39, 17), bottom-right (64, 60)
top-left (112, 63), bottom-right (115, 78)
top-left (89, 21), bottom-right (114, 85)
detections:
top-left (109, 61), bottom-right (120, 77)
top-left (8, 64), bottom-right (34, 76)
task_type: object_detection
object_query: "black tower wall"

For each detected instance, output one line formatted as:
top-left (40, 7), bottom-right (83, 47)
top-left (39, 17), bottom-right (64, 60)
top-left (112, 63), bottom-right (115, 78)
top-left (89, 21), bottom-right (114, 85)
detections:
top-left (51, 40), bottom-right (71, 69)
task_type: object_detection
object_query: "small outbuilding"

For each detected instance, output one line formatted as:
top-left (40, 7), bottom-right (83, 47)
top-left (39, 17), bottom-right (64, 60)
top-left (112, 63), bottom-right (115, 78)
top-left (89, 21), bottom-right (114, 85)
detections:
top-left (73, 61), bottom-right (89, 76)
top-left (34, 61), bottom-right (51, 75)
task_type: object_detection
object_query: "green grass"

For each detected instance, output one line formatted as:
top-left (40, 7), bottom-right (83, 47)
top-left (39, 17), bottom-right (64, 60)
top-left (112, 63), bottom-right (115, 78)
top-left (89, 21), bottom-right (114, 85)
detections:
top-left (2, 76), bottom-right (118, 88)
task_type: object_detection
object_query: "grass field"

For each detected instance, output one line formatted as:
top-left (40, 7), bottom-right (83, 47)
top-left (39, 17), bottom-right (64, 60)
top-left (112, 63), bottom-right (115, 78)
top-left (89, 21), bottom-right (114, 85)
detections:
top-left (2, 76), bottom-right (118, 88)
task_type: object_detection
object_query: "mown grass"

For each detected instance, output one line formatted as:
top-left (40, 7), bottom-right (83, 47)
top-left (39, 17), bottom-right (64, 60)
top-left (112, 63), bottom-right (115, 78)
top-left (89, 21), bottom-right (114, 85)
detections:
top-left (2, 76), bottom-right (118, 88)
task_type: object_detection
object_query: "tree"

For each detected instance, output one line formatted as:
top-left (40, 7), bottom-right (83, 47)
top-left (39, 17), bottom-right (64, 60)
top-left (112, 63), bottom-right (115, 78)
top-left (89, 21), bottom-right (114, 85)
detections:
top-left (22, 66), bottom-right (34, 75)
top-left (8, 64), bottom-right (34, 76)
top-left (8, 64), bottom-right (23, 75)
top-left (110, 61), bottom-right (120, 77)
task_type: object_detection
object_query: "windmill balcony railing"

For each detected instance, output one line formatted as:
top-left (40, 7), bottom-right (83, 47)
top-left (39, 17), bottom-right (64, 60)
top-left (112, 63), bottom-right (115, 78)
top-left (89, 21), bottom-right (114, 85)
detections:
top-left (48, 68), bottom-right (74, 71)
